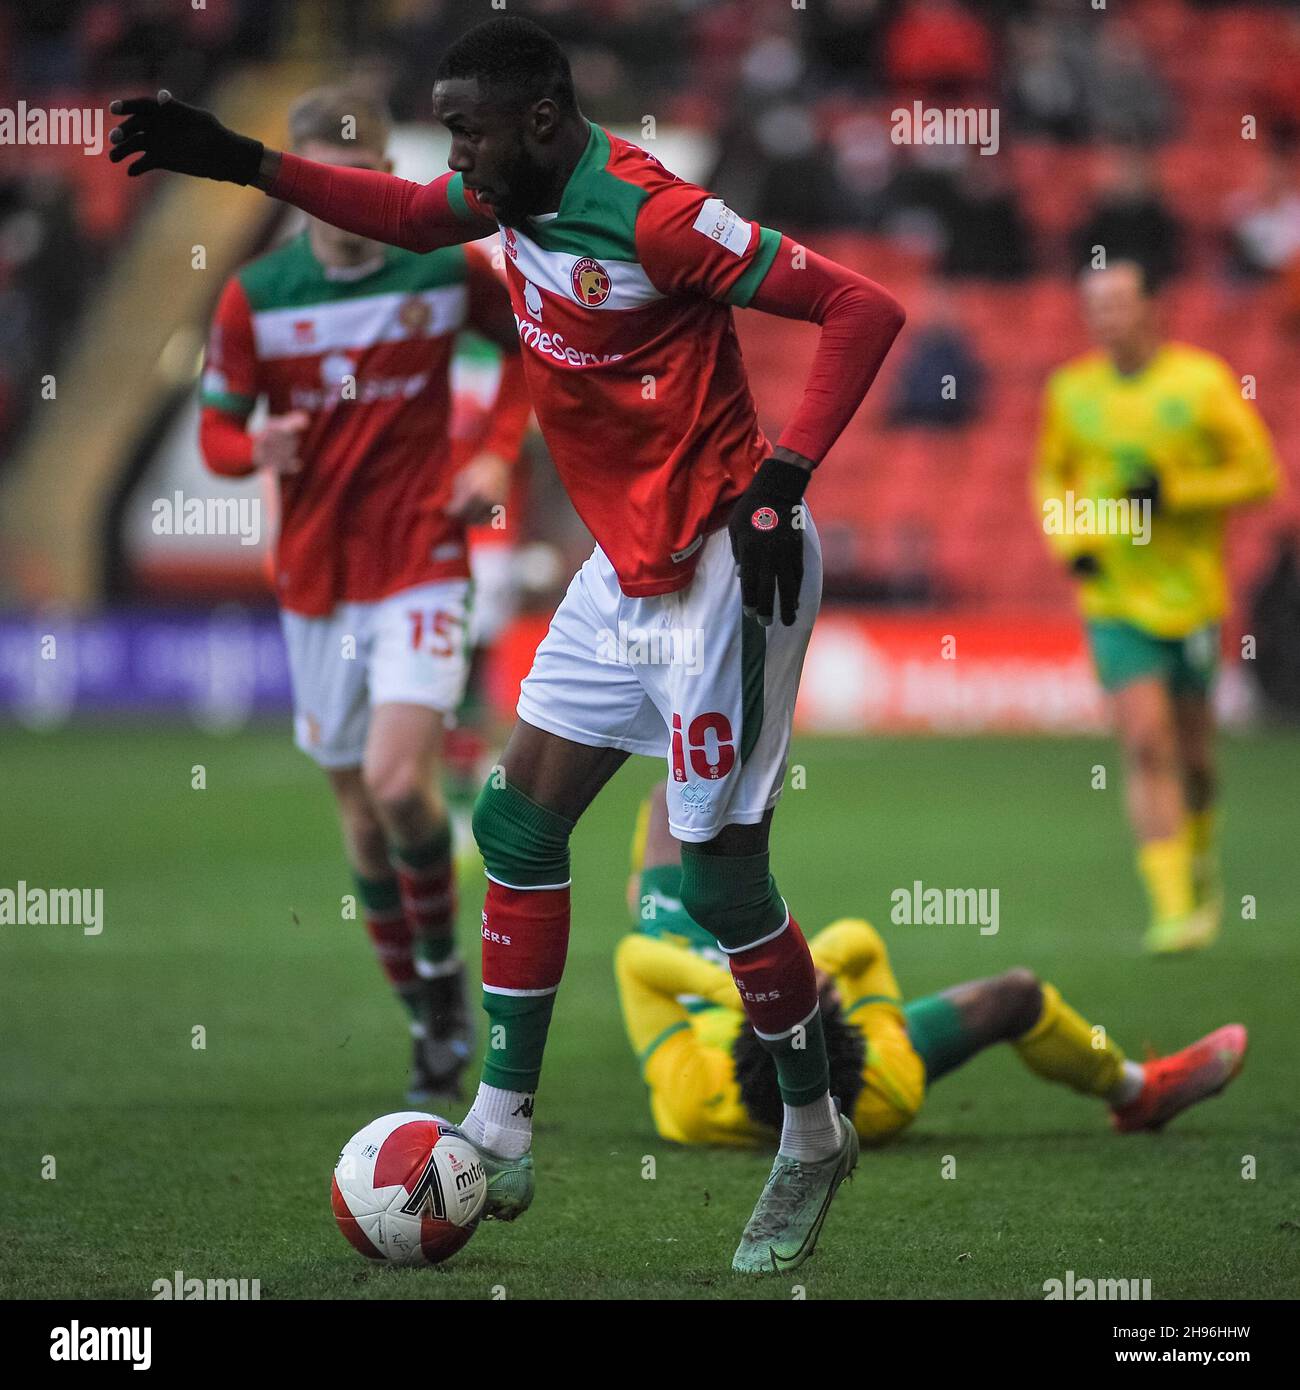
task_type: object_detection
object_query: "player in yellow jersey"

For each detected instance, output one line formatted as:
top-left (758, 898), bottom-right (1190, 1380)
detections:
top-left (1035, 262), bottom-right (1280, 954)
top-left (617, 784), bottom-right (1246, 1149)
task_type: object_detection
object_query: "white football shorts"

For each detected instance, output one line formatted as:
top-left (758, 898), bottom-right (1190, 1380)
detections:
top-left (280, 579), bottom-right (471, 768)
top-left (517, 519), bottom-right (822, 842)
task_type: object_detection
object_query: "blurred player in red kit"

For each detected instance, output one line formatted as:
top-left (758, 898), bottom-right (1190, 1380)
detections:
top-left (197, 86), bottom-right (530, 1103)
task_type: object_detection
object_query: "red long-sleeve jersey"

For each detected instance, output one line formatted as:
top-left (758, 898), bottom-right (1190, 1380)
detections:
top-left (268, 123), bottom-right (905, 596)
top-left (200, 231), bottom-right (531, 616)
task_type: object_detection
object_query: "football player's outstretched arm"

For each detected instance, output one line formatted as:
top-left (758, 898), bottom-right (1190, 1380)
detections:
top-left (108, 92), bottom-right (495, 253)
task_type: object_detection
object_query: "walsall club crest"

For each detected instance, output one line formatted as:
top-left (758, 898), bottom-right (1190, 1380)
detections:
top-left (399, 295), bottom-right (431, 334)
top-left (571, 256), bottom-right (611, 307)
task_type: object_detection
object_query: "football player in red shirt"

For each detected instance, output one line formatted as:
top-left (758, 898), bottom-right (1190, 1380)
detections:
top-left (112, 19), bottom-right (904, 1273)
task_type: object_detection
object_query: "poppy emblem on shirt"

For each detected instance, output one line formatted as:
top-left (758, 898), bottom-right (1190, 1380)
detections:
top-left (399, 296), bottom-right (431, 334)
top-left (293, 319), bottom-right (315, 344)
top-left (571, 256), bottom-right (611, 307)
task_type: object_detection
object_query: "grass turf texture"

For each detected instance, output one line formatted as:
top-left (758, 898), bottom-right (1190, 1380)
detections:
top-left (1, 726), bottom-right (1296, 1301)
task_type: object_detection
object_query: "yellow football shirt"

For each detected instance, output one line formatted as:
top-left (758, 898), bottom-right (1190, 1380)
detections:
top-left (614, 920), bottom-right (924, 1147)
top-left (1034, 343), bottom-right (1279, 637)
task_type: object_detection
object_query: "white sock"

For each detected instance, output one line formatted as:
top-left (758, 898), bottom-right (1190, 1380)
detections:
top-left (461, 1082), bottom-right (534, 1159)
top-left (1107, 1060), bottom-right (1146, 1108)
top-left (779, 1093), bottom-right (841, 1162)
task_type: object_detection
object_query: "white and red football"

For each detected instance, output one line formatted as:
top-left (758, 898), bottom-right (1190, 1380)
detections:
top-left (330, 1112), bottom-right (487, 1266)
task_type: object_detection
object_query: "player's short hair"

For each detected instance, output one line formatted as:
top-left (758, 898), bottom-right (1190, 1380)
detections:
top-left (435, 16), bottom-right (577, 115)
top-left (287, 85), bottom-right (391, 154)
top-left (732, 1001), bottom-right (866, 1134)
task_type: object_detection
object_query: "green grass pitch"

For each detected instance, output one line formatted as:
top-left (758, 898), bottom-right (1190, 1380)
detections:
top-left (2, 726), bottom-right (1296, 1300)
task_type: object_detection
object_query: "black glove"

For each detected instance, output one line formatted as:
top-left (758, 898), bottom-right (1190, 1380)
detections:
top-left (1126, 471), bottom-right (1162, 514)
top-left (1069, 553), bottom-right (1102, 578)
top-left (727, 458), bottom-right (810, 627)
top-left (108, 90), bottom-right (264, 184)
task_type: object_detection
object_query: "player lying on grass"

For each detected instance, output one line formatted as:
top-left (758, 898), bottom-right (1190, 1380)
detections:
top-left (197, 86), bottom-right (531, 1102)
top-left (619, 783), bottom-right (1248, 1149)
top-left (1035, 261), bottom-right (1279, 955)
top-left (109, 16), bottom-right (907, 1274)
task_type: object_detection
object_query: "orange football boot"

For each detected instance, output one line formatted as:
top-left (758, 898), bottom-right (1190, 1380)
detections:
top-left (1112, 1024), bottom-right (1247, 1133)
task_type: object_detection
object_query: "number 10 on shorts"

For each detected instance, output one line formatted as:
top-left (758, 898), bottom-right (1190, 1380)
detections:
top-left (671, 712), bottom-right (735, 782)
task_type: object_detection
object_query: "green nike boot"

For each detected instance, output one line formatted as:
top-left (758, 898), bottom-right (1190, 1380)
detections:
top-left (732, 1115), bottom-right (859, 1275)
top-left (477, 1146), bottom-right (535, 1222)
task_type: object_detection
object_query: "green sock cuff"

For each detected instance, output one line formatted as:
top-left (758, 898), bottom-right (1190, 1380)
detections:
top-left (391, 821), bottom-right (453, 872)
top-left (678, 846), bottom-right (785, 951)
top-left (636, 863), bottom-right (722, 955)
top-left (481, 989), bottom-right (557, 1092)
top-left (473, 780), bottom-right (574, 887)
top-left (774, 1008), bottom-right (832, 1107)
top-left (414, 936), bottom-right (456, 967)
top-left (639, 863), bottom-right (683, 904)
top-left (901, 993), bottom-right (976, 1083)
top-left (354, 873), bottom-right (401, 912)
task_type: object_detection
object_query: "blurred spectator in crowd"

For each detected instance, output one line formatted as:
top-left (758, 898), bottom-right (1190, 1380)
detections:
top-left (887, 284), bottom-right (986, 428)
top-left (1225, 150), bottom-right (1300, 280)
top-left (707, 16), bottom-right (839, 231)
top-left (381, 0), bottom-right (688, 126)
top-left (711, 99), bottom-right (840, 232)
top-left (4, 0), bottom-right (86, 91)
top-left (0, 0), bottom-right (279, 462)
top-left (939, 156), bottom-right (1033, 279)
top-left (825, 109), bottom-right (900, 226)
top-left (1072, 148), bottom-right (1182, 287)
top-left (1082, 17), bottom-right (1172, 147)
top-left (806, 0), bottom-right (894, 93)
top-left (84, 0), bottom-right (204, 90)
top-left (0, 173), bottom-right (90, 459)
top-left (1255, 14), bottom-right (1300, 147)
top-left (884, 0), bottom-right (997, 103)
top-left (1005, 13), bottom-right (1090, 143)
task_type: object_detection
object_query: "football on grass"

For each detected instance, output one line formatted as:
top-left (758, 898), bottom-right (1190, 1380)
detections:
top-left (331, 1112), bottom-right (487, 1266)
